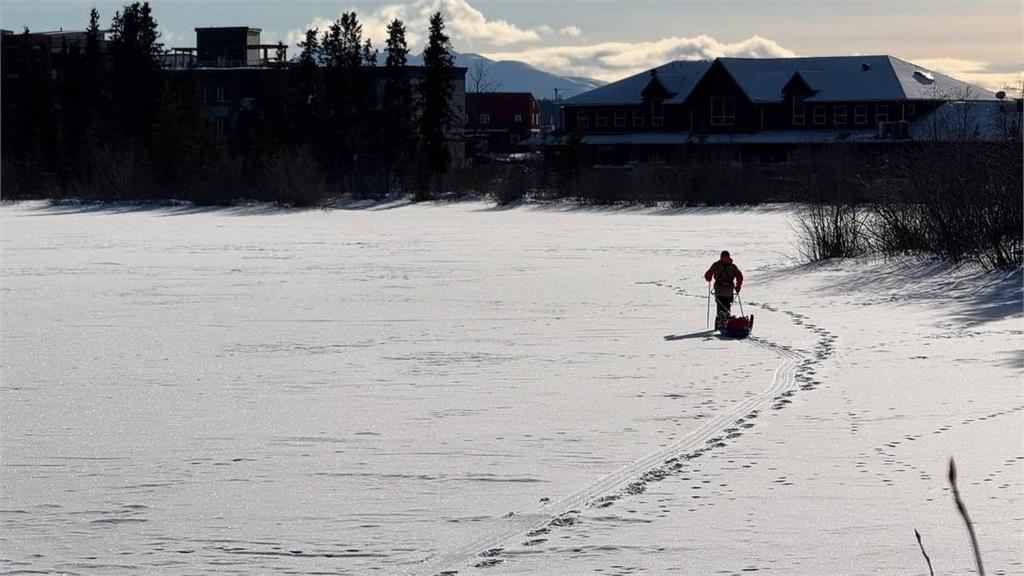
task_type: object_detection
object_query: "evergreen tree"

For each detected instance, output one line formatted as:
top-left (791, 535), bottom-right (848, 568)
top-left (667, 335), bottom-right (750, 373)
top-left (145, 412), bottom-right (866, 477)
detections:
top-left (320, 21), bottom-right (342, 69)
top-left (338, 12), bottom-right (363, 69)
top-left (418, 11), bottom-right (456, 195)
top-left (361, 38), bottom-right (377, 66)
top-left (109, 2), bottom-right (163, 140)
top-left (384, 18), bottom-right (409, 67)
top-left (83, 6), bottom-right (108, 141)
top-left (382, 18), bottom-right (416, 189)
top-left (295, 27), bottom-right (324, 152)
top-left (298, 27), bottom-right (320, 66)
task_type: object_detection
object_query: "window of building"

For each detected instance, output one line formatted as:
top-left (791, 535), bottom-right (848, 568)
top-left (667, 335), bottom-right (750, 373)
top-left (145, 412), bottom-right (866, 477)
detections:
top-left (813, 106), bottom-right (826, 126)
top-left (577, 110), bottom-right (589, 128)
top-left (906, 104), bottom-right (916, 116)
top-left (614, 110), bottom-right (627, 127)
top-left (595, 110), bottom-right (607, 128)
top-left (533, 113), bottom-right (540, 125)
top-left (480, 113), bottom-right (491, 125)
top-left (711, 96), bottom-right (736, 126)
top-left (792, 96), bottom-right (806, 126)
top-left (876, 104), bottom-right (889, 123)
top-left (854, 105), bottom-right (868, 125)
top-left (202, 86), bottom-right (208, 104)
top-left (631, 109), bottom-right (643, 127)
top-left (652, 115), bottom-right (664, 127)
top-left (216, 85), bottom-right (225, 103)
top-left (215, 116), bottom-right (226, 134)
top-left (514, 113), bottom-right (523, 123)
top-left (834, 106), bottom-right (847, 125)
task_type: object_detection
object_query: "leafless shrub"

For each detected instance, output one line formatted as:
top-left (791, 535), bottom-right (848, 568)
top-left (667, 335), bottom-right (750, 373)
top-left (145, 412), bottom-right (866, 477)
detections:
top-left (795, 202), bottom-right (866, 260)
top-left (869, 141), bottom-right (1022, 268)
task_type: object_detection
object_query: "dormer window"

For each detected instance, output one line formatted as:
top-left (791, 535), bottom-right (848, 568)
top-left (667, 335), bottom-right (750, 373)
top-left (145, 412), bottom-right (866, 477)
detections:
top-left (711, 97), bottom-right (736, 126)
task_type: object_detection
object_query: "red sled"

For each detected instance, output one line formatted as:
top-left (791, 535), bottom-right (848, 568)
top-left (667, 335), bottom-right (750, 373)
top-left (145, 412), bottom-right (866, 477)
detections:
top-left (722, 314), bottom-right (754, 338)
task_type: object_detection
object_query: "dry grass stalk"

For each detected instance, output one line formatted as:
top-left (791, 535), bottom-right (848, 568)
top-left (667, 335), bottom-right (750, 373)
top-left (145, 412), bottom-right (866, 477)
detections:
top-left (914, 529), bottom-right (935, 576)
top-left (949, 457), bottom-right (985, 575)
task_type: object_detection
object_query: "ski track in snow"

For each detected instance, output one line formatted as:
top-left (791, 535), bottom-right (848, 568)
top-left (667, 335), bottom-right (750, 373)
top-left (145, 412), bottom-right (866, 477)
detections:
top-left (409, 280), bottom-right (837, 575)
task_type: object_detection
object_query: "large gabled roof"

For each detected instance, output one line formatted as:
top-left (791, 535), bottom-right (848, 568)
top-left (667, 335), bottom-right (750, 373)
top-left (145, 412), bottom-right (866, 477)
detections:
top-left (717, 55), bottom-right (998, 103)
top-left (562, 60), bottom-right (711, 106)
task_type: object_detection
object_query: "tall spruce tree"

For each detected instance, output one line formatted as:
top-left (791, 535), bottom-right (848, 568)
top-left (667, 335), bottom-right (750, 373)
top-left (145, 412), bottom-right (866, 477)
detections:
top-left (83, 7), bottom-right (108, 142)
top-left (338, 13), bottom-right (363, 69)
top-left (319, 22), bottom-right (341, 68)
top-left (109, 2), bottom-right (163, 140)
top-left (382, 18), bottom-right (415, 191)
top-left (418, 12), bottom-right (456, 195)
top-left (298, 28), bottom-right (320, 66)
top-left (361, 39), bottom-right (377, 66)
top-left (384, 19), bottom-right (409, 67)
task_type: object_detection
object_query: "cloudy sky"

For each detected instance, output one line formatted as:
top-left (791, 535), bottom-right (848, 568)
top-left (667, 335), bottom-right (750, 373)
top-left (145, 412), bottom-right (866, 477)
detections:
top-left (2, 0), bottom-right (1021, 90)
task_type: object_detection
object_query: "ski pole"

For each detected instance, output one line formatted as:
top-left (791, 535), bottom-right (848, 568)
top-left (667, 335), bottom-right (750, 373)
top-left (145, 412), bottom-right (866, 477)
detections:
top-left (706, 281), bottom-right (712, 329)
top-left (736, 291), bottom-right (745, 316)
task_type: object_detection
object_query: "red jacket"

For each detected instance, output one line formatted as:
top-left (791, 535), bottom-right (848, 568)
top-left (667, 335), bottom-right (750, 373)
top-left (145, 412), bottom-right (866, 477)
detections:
top-left (705, 257), bottom-right (743, 294)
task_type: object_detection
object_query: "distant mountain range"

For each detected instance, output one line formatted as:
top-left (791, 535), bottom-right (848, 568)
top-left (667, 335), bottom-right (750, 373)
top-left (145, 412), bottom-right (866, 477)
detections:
top-left (405, 52), bottom-right (604, 101)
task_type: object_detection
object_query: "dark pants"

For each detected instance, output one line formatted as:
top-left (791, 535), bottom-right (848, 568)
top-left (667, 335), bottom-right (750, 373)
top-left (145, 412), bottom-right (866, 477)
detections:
top-left (714, 294), bottom-right (733, 329)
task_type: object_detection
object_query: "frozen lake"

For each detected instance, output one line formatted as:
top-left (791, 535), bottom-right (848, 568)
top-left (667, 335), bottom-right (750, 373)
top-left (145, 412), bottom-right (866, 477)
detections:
top-left (1, 202), bottom-right (1021, 575)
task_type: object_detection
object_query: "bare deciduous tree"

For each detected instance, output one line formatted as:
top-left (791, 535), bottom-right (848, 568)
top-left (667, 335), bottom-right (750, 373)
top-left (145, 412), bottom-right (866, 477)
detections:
top-left (468, 58), bottom-right (501, 93)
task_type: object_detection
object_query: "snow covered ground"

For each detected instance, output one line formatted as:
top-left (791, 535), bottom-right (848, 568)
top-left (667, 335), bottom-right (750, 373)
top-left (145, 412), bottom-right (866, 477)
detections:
top-left (1, 201), bottom-right (1020, 575)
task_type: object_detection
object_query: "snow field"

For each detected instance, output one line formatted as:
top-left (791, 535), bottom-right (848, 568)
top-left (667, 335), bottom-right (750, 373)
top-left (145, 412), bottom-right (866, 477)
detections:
top-left (1, 202), bottom-right (1020, 575)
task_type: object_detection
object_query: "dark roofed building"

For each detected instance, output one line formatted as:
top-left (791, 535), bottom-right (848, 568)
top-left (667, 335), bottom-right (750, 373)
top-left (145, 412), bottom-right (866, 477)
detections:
top-left (557, 55), bottom-right (1014, 164)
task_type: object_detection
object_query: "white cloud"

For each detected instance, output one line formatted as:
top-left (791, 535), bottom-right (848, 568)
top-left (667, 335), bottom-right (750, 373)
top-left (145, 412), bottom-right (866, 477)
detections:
top-left (282, 0), bottom-right (1020, 92)
top-left (288, 0), bottom-right (541, 53)
top-left (159, 27), bottom-right (185, 47)
top-left (914, 57), bottom-right (1023, 92)
top-left (559, 25), bottom-right (581, 38)
top-left (485, 34), bottom-right (796, 82)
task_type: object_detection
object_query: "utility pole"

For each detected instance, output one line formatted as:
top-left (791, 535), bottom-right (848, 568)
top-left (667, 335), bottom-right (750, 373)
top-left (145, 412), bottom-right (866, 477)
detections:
top-left (551, 87), bottom-right (570, 131)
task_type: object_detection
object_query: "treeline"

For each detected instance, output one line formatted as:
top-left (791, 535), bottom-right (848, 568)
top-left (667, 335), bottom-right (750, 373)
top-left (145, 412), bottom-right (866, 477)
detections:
top-left (1, 2), bottom-right (458, 204)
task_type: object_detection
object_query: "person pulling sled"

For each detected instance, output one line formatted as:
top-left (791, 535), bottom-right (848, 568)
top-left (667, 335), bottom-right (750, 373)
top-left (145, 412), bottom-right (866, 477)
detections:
top-left (704, 251), bottom-right (751, 336)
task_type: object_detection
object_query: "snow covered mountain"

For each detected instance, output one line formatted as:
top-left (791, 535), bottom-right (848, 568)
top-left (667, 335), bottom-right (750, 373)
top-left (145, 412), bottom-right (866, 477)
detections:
top-left (406, 52), bottom-right (604, 100)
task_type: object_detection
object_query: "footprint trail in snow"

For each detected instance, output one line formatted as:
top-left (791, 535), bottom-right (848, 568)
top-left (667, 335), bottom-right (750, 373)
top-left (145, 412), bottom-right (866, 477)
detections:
top-left (409, 280), bottom-right (836, 575)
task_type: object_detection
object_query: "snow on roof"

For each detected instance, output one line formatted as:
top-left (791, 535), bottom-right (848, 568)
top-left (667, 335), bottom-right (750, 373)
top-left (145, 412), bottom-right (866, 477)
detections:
top-left (887, 56), bottom-right (997, 101)
top-left (719, 55), bottom-right (998, 103)
top-left (563, 60), bottom-right (711, 106)
top-left (910, 100), bottom-right (1022, 141)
